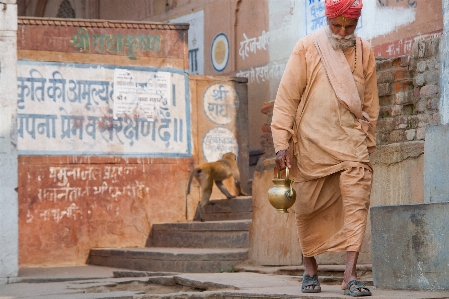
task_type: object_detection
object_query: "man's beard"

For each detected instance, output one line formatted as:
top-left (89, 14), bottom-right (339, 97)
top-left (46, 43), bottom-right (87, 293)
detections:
top-left (326, 28), bottom-right (356, 50)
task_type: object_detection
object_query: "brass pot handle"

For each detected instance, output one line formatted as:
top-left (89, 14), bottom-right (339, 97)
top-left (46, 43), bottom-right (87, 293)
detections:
top-left (276, 167), bottom-right (290, 180)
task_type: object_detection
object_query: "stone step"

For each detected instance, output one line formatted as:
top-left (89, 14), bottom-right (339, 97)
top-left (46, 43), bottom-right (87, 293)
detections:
top-left (146, 220), bottom-right (251, 248)
top-left (88, 247), bottom-right (248, 273)
top-left (194, 196), bottom-right (253, 221)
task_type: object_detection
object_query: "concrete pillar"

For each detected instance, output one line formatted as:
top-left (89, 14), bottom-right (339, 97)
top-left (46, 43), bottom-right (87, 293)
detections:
top-left (0, 0), bottom-right (18, 283)
top-left (441, 0), bottom-right (449, 124)
top-left (424, 0), bottom-right (449, 203)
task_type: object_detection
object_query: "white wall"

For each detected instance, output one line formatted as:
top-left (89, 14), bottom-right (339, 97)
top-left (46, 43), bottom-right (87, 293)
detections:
top-left (0, 0), bottom-right (18, 283)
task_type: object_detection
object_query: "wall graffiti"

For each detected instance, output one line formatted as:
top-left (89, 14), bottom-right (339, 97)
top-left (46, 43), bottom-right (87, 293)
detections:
top-left (211, 33), bottom-right (230, 72)
top-left (236, 62), bottom-right (286, 84)
top-left (374, 31), bottom-right (442, 57)
top-left (69, 27), bottom-right (162, 60)
top-left (25, 165), bottom-right (149, 224)
top-left (17, 60), bottom-right (191, 157)
top-left (377, 0), bottom-right (417, 7)
top-left (238, 31), bottom-right (270, 61)
top-left (202, 127), bottom-right (238, 163)
top-left (203, 84), bottom-right (238, 125)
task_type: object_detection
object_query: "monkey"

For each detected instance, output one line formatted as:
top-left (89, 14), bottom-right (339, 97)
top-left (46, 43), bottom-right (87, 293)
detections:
top-left (186, 152), bottom-right (247, 221)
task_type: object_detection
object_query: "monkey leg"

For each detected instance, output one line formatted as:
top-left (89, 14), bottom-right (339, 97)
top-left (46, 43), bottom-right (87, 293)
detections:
top-left (215, 180), bottom-right (236, 199)
top-left (197, 185), bottom-right (213, 222)
top-left (234, 180), bottom-right (248, 196)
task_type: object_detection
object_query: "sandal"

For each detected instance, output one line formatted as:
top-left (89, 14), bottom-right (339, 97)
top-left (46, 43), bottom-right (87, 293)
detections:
top-left (301, 274), bottom-right (321, 293)
top-left (343, 280), bottom-right (372, 297)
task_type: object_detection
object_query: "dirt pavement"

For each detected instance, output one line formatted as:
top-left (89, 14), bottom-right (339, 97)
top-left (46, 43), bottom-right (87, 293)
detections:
top-left (0, 265), bottom-right (448, 299)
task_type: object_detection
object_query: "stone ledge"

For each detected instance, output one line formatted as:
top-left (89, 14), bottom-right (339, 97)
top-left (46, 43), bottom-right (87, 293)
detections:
top-left (371, 141), bottom-right (424, 165)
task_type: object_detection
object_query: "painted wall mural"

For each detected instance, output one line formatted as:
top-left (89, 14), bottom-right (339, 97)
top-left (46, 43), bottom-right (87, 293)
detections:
top-left (203, 83), bottom-right (238, 125)
top-left (17, 60), bottom-right (191, 157)
top-left (211, 33), bottom-right (230, 72)
top-left (202, 127), bottom-right (238, 162)
top-left (201, 83), bottom-right (239, 162)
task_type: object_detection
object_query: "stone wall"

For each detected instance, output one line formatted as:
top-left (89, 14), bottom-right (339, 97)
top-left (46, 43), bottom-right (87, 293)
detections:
top-left (251, 37), bottom-right (442, 266)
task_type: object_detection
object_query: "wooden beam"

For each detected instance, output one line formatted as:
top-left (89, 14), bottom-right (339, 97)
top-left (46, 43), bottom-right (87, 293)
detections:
top-left (34, 0), bottom-right (48, 17)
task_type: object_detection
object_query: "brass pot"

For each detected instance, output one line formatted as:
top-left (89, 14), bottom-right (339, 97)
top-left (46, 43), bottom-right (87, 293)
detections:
top-left (267, 167), bottom-right (296, 213)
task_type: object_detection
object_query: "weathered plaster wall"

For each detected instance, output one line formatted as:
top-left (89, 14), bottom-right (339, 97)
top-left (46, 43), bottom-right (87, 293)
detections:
top-left (16, 19), bottom-right (193, 267)
top-left (0, 0), bottom-right (19, 281)
top-left (16, 18), bottom-right (249, 267)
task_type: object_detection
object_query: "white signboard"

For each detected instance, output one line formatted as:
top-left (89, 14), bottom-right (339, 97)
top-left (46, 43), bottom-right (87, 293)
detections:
top-left (17, 61), bottom-right (191, 157)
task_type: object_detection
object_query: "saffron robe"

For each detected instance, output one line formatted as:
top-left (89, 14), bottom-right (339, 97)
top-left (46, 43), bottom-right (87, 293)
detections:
top-left (271, 30), bottom-right (379, 256)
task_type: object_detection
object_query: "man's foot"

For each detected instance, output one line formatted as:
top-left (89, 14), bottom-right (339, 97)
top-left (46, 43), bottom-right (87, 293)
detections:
top-left (301, 274), bottom-right (321, 293)
top-left (342, 280), bottom-right (372, 297)
top-left (302, 256), bottom-right (321, 292)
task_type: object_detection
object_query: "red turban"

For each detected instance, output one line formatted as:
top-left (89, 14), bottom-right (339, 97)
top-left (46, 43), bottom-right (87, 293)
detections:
top-left (325, 0), bottom-right (363, 19)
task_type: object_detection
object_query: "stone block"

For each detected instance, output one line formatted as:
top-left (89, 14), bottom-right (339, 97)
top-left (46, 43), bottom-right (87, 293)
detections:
top-left (424, 70), bottom-right (440, 85)
top-left (416, 127), bottom-right (426, 140)
top-left (420, 84), bottom-right (440, 98)
top-left (371, 202), bottom-right (449, 290)
top-left (377, 83), bottom-right (391, 97)
top-left (426, 98), bottom-right (440, 111)
top-left (424, 125), bottom-right (449, 203)
top-left (392, 80), bottom-right (413, 93)
top-left (414, 99), bottom-right (427, 113)
top-left (414, 73), bottom-right (425, 87)
top-left (417, 60), bottom-right (428, 72)
top-left (394, 90), bottom-right (414, 105)
top-left (405, 129), bottom-right (416, 141)
top-left (394, 69), bottom-right (411, 81)
top-left (418, 41), bottom-right (426, 58)
top-left (425, 38), bottom-right (440, 58)
top-left (388, 129), bottom-right (406, 143)
top-left (376, 70), bottom-right (395, 84)
top-left (376, 59), bottom-right (392, 71)
top-left (376, 118), bottom-right (394, 132)
top-left (379, 95), bottom-right (394, 107)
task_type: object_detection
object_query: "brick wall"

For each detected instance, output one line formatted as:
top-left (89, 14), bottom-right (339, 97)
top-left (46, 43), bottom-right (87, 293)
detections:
top-left (376, 37), bottom-right (441, 146)
top-left (260, 37), bottom-right (442, 157)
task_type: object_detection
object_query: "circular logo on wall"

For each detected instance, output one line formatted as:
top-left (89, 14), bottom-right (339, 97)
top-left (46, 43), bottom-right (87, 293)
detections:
top-left (202, 127), bottom-right (238, 162)
top-left (203, 83), bottom-right (239, 125)
top-left (211, 33), bottom-right (229, 72)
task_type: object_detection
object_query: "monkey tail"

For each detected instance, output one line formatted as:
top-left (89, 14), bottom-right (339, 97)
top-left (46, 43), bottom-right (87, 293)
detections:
top-left (186, 167), bottom-right (200, 195)
top-left (186, 167), bottom-right (200, 220)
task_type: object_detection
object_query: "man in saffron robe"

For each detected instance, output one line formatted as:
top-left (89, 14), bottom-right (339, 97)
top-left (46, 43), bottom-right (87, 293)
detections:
top-left (271, 0), bottom-right (378, 296)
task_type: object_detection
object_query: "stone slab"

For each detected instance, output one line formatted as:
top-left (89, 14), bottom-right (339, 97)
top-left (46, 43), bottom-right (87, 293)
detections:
top-left (148, 229), bottom-right (249, 248)
top-left (371, 202), bottom-right (449, 290)
top-left (2, 266), bottom-right (449, 298)
top-left (89, 247), bottom-right (249, 273)
top-left (424, 124), bottom-right (449, 203)
top-left (152, 220), bottom-right (251, 231)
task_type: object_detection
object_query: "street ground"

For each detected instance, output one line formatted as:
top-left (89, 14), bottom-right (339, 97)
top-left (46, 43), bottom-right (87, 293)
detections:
top-left (0, 265), bottom-right (448, 299)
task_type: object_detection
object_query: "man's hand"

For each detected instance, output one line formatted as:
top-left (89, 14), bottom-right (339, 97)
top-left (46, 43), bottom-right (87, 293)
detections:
top-left (275, 149), bottom-right (291, 170)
